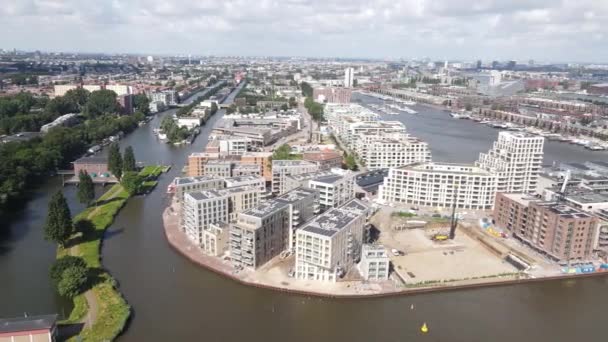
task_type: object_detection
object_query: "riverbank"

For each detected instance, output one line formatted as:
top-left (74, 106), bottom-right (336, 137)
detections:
top-left (57, 165), bottom-right (168, 341)
top-left (163, 202), bottom-right (608, 297)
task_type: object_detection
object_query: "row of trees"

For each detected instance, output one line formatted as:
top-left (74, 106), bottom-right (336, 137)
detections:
top-left (0, 89), bottom-right (147, 228)
top-left (271, 143), bottom-right (301, 160)
top-left (304, 97), bottom-right (324, 121)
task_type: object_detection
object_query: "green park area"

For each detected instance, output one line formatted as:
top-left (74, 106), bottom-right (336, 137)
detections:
top-left (48, 164), bottom-right (168, 341)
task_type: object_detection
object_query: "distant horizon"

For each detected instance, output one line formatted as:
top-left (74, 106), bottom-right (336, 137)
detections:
top-left (2, 48), bottom-right (605, 66)
top-left (2, 0), bottom-right (608, 63)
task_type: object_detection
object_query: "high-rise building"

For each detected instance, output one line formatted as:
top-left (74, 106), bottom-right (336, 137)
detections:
top-left (295, 199), bottom-right (369, 282)
top-left (344, 67), bottom-right (354, 88)
top-left (477, 132), bottom-right (544, 193)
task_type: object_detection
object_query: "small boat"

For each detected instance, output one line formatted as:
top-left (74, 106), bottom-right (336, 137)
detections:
top-left (410, 304), bottom-right (414, 310)
top-left (421, 323), bottom-right (429, 333)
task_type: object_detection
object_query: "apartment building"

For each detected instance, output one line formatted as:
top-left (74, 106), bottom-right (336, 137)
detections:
top-left (358, 245), bottom-right (390, 281)
top-left (477, 132), bottom-right (544, 193)
top-left (308, 171), bottom-right (356, 211)
top-left (241, 152), bottom-right (273, 182)
top-left (379, 163), bottom-right (498, 210)
top-left (342, 121), bottom-right (406, 149)
top-left (230, 188), bottom-right (319, 269)
top-left (353, 132), bottom-right (431, 170)
top-left (312, 87), bottom-right (352, 103)
top-left (295, 199), bottom-right (369, 282)
top-left (225, 175), bottom-right (266, 194)
top-left (187, 152), bottom-right (219, 177)
top-left (183, 190), bottom-right (229, 246)
top-left (272, 160), bottom-right (319, 195)
top-left (183, 186), bottom-right (261, 248)
top-left (203, 160), bottom-right (234, 178)
top-left (494, 193), bottom-right (598, 261)
top-left (168, 176), bottom-right (225, 203)
top-left (202, 222), bottom-right (229, 256)
top-left (231, 164), bottom-right (262, 177)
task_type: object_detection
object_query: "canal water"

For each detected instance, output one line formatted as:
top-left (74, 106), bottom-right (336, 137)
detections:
top-left (2, 92), bottom-right (608, 341)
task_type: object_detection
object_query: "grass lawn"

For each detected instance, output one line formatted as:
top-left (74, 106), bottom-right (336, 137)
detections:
top-left (58, 165), bottom-right (167, 340)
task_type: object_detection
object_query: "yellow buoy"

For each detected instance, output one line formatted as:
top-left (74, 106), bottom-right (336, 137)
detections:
top-left (421, 322), bottom-right (429, 333)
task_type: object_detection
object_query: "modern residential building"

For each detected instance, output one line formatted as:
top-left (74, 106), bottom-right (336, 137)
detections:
top-left (241, 152), bottom-right (273, 182)
top-left (493, 193), bottom-right (598, 261)
top-left (272, 160), bottom-right (319, 194)
top-left (379, 163), bottom-right (498, 210)
top-left (187, 152), bottom-right (218, 177)
top-left (308, 171), bottom-right (356, 210)
top-left (477, 132), bottom-right (544, 193)
top-left (231, 164), bottom-right (262, 177)
top-left (312, 87), bottom-right (352, 104)
top-left (168, 176), bottom-right (225, 203)
top-left (230, 188), bottom-right (319, 269)
top-left (353, 132), bottom-right (431, 170)
top-left (202, 222), bottom-right (230, 256)
top-left (183, 186), bottom-right (260, 247)
top-left (224, 175), bottom-right (266, 194)
top-left (203, 160), bottom-right (234, 178)
top-left (295, 199), bottom-right (369, 282)
top-left (344, 67), bottom-right (354, 88)
top-left (358, 245), bottom-right (390, 281)
top-left (183, 190), bottom-right (229, 246)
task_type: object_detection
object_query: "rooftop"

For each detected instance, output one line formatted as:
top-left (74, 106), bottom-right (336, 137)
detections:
top-left (73, 156), bottom-right (108, 164)
top-left (174, 176), bottom-right (220, 186)
top-left (0, 314), bottom-right (57, 334)
top-left (272, 160), bottom-right (316, 167)
top-left (300, 199), bottom-right (368, 237)
top-left (311, 174), bottom-right (344, 185)
top-left (186, 190), bottom-right (224, 201)
top-left (566, 192), bottom-right (608, 204)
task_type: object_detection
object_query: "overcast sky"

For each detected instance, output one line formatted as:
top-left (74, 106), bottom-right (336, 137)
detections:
top-left (1, 0), bottom-right (607, 62)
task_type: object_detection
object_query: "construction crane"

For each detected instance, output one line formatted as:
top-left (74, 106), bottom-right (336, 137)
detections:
top-left (449, 185), bottom-right (459, 240)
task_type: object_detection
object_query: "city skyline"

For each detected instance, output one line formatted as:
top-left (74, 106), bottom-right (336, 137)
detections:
top-left (1, 0), bottom-right (608, 63)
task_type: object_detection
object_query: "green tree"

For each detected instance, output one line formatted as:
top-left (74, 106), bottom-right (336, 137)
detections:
top-left (44, 191), bottom-right (73, 247)
top-left (50, 256), bottom-right (88, 298)
top-left (86, 89), bottom-right (119, 117)
top-left (281, 103), bottom-right (289, 111)
top-left (63, 88), bottom-right (90, 110)
top-left (77, 170), bottom-right (95, 206)
top-left (345, 154), bottom-right (358, 171)
top-left (272, 144), bottom-right (296, 160)
top-left (465, 103), bottom-right (473, 111)
top-left (133, 94), bottom-right (151, 115)
top-left (121, 171), bottom-right (142, 195)
top-left (122, 146), bottom-right (136, 172)
top-left (108, 143), bottom-right (123, 180)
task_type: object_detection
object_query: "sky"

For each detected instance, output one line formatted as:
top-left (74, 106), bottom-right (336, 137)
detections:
top-left (1, 0), bottom-right (607, 63)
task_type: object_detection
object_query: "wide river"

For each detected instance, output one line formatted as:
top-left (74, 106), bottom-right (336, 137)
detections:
top-left (2, 92), bottom-right (608, 342)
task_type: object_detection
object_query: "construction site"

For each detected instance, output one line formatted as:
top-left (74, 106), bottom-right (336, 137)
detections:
top-left (369, 205), bottom-right (553, 287)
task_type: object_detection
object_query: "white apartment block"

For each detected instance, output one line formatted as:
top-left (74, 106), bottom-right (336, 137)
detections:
top-left (342, 121), bottom-right (406, 149)
top-left (183, 191), bottom-right (229, 246)
top-left (358, 245), bottom-right (390, 281)
top-left (218, 137), bottom-right (251, 156)
top-left (477, 131), bottom-right (544, 193)
top-left (308, 170), bottom-right (356, 210)
top-left (204, 160), bottom-right (234, 178)
top-left (272, 160), bottom-right (319, 194)
top-left (379, 163), bottom-right (498, 210)
top-left (203, 222), bottom-right (229, 257)
top-left (353, 132), bottom-right (432, 170)
top-left (169, 176), bottom-right (225, 203)
top-left (225, 175), bottom-right (266, 193)
top-left (182, 186), bottom-right (261, 249)
top-left (295, 199), bottom-right (369, 282)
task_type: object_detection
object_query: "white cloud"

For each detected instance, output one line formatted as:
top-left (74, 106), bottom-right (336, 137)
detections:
top-left (0, 0), bottom-right (607, 61)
